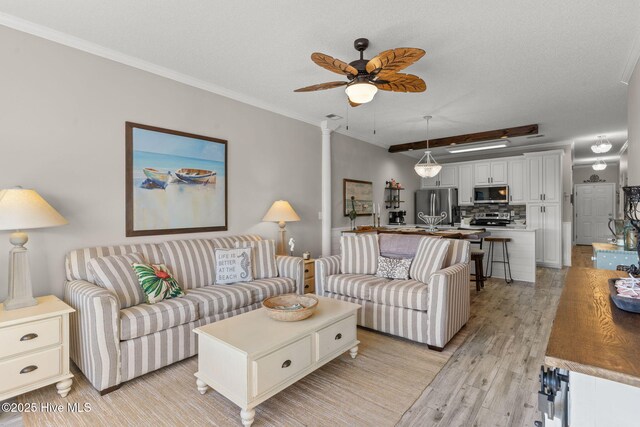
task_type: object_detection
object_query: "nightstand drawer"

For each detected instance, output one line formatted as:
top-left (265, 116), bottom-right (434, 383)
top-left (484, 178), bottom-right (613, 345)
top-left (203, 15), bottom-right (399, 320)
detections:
top-left (304, 278), bottom-right (315, 294)
top-left (304, 266), bottom-right (314, 280)
top-left (0, 346), bottom-right (62, 394)
top-left (252, 336), bottom-right (311, 397)
top-left (315, 315), bottom-right (356, 361)
top-left (0, 317), bottom-right (61, 359)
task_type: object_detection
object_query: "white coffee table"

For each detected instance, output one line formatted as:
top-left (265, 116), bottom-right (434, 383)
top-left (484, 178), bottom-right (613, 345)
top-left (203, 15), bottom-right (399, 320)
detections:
top-left (194, 296), bottom-right (360, 427)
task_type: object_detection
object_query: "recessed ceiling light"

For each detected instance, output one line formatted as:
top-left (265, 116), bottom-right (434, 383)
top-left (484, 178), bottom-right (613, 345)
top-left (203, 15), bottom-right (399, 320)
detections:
top-left (448, 144), bottom-right (507, 154)
top-left (325, 114), bottom-right (342, 120)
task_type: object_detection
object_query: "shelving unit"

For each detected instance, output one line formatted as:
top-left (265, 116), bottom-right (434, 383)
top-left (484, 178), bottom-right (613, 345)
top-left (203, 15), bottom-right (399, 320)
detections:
top-left (384, 182), bottom-right (405, 209)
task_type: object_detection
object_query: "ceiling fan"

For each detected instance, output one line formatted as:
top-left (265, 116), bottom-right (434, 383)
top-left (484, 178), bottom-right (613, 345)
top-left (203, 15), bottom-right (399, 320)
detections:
top-left (294, 38), bottom-right (426, 106)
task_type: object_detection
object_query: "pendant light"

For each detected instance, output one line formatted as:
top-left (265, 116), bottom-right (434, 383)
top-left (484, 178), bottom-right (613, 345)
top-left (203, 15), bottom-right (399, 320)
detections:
top-left (592, 158), bottom-right (607, 171)
top-left (414, 116), bottom-right (442, 178)
top-left (591, 135), bottom-right (612, 154)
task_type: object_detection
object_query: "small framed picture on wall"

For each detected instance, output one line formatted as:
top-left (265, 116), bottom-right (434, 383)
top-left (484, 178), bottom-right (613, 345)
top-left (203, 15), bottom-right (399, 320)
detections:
top-left (343, 179), bottom-right (373, 216)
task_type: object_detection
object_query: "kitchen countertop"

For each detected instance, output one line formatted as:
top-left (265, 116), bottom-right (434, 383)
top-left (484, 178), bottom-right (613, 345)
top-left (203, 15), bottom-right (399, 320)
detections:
top-left (388, 224), bottom-right (537, 232)
top-left (592, 242), bottom-right (636, 253)
top-left (544, 267), bottom-right (640, 388)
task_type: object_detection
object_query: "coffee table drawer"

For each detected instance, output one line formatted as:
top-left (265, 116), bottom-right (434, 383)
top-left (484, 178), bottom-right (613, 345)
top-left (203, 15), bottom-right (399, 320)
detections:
top-left (253, 336), bottom-right (311, 396)
top-left (0, 317), bottom-right (61, 359)
top-left (316, 315), bottom-right (356, 361)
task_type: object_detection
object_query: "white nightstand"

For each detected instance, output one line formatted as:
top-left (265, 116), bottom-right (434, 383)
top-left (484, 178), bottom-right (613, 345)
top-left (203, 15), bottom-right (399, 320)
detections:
top-left (0, 295), bottom-right (75, 401)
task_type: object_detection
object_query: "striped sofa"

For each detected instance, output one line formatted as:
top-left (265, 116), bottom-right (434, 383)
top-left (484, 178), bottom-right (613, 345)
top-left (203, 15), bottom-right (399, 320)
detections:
top-left (315, 234), bottom-right (470, 350)
top-left (63, 235), bottom-right (304, 394)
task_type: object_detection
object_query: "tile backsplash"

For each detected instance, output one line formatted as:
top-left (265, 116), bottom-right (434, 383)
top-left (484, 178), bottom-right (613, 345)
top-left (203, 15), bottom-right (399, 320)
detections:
top-left (461, 204), bottom-right (527, 220)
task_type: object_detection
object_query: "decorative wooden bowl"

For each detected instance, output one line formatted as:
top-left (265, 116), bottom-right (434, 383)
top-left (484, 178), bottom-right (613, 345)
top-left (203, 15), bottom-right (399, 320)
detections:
top-left (262, 294), bottom-right (319, 322)
top-left (609, 279), bottom-right (640, 313)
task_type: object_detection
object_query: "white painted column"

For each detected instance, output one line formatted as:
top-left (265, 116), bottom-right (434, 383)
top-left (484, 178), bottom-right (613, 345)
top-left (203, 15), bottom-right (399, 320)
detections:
top-left (321, 121), bottom-right (333, 256)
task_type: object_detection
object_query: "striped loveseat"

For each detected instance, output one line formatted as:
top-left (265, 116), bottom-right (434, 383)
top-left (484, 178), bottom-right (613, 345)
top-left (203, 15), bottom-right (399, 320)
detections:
top-left (63, 235), bottom-right (304, 394)
top-left (315, 234), bottom-right (470, 350)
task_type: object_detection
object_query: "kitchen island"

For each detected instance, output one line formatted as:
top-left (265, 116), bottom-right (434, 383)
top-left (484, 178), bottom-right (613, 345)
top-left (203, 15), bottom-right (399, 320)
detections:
top-left (340, 224), bottom-right (537, 283)
top-left (543, 267), bottom-right (640, 427)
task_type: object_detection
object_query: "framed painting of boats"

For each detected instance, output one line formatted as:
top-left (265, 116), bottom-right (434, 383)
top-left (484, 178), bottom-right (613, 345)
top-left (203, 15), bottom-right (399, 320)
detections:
top-left (125, 122), bottom-right (227, 236)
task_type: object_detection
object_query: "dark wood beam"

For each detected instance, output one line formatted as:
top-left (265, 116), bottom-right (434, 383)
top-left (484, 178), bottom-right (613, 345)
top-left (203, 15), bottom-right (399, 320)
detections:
top-left (388, 124), bottom-right (539, 153)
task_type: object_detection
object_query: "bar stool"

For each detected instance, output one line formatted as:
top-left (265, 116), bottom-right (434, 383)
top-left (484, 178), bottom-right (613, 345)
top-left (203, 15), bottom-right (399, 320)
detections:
top-left (485, 237), bottom-right (514, 284)
top-left (470, 249), bottom-right (485, 292)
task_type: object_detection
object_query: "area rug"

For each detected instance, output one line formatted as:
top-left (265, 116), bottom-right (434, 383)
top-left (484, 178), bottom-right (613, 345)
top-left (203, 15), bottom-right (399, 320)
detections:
top-left (19, 327), bottom-right (468, 426)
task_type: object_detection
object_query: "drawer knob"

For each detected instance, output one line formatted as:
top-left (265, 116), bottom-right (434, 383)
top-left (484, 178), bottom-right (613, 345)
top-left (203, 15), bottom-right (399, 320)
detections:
top-left (281, 360), bottom-right (291, 369)
top-left (20, 365), bottom-right (38, 374)
top-left (20, 333), bottom-right (39, 341)
top-left (335, 333), bottom-right (342, 340)
top-left (304, 269), bottom-right (309, 273)
top-left (305, 284), bottom-right (309, 289)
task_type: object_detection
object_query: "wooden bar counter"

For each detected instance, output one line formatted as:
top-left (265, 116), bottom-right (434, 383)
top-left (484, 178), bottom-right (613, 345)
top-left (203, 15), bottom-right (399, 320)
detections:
top-left (544, 267), bottom-right (640, 387)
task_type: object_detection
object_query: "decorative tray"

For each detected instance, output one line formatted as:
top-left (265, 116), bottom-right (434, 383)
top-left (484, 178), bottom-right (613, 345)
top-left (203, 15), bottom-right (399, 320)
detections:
top-left (609, 278), bottom-right (640, 314)
top-left (262, 294), bottom-right (319, 321)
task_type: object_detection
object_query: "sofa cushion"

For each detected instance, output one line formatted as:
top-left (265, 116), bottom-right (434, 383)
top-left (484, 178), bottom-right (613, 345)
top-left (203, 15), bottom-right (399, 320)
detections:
top-left (236, 240), bottom-right (278, 279)
top-left (183, 284), bottom-right (254, 317)
top-left (86, 253), bottom-right (147, 309)
top-left (159, 239), bottom-right (216, 289)
top-left (131, 263), bottom-right (185, 304)
top-left (443, 239), bottom-right (470, 267)
top-left (370, 279), bottom-right (429, 311)
top-left (214, 248), bottom-right (253, 284)
top-left (376, 256), bottom-right (412, 280)
top-left (66, 243), bottom-right (163, 282)
top-left (119, 297), bottom-right (199, 340)
top-left (242, 277), bottom-right (296, 302)
top-left (410, 238), bottom-right (451, 283)
top-left (326, 274), bottom-right (389, 300)
top-left (340, 234), bottom-right (379, 275)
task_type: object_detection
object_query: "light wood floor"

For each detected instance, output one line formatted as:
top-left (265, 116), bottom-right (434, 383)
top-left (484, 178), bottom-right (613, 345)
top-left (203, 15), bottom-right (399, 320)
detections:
top-left (2, 248), bottom-right (594, 427)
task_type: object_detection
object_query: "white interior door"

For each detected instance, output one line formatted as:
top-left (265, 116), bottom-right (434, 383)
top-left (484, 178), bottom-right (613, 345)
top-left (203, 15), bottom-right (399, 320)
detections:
top-left (575, 183), bottom-right (615, 245)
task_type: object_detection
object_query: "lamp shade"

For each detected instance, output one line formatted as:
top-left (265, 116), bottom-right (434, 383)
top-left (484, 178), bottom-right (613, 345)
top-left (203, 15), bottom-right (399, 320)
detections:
top-left (262, 200), bottom-right (301, 223)
top-left (0, 188), bottom-right (68, 231)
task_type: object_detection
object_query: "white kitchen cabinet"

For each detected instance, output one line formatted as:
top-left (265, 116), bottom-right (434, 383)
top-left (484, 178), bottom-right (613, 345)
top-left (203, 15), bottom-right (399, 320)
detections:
top-left (525, 151), bottom-right (562, 203)
top-left (474, 161), bottom-right (507, 185)
top-left (507, 158), bottom-right (527, 205)
top-left (421, 165), bottom-right (457, 188)
top-left (458, 164), bottom-right (474, 206)
top-left (528, 203), bottom-right (562, 268)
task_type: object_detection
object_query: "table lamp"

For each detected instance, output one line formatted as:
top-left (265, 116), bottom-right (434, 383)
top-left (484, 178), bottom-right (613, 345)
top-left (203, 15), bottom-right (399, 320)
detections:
top-left (262, 200), bottom-right (300, 256)
top-left (0, 188), bottom-right (68, 310)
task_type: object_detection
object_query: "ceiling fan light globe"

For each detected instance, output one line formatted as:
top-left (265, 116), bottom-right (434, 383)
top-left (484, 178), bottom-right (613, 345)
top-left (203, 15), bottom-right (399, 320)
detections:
top-left (345, 82), bottom-right (378, 104)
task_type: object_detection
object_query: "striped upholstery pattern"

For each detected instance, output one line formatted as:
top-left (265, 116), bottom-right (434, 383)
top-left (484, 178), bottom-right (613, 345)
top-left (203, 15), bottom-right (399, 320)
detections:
top-left (276, 255), bottom-right (304, 294)
top-left (159, 239), bottom-right (216, 289)
top-left (340, 235), bottom-right (379, 275)
top-left (327, 293), bottom-right (430, 344)
top-left (210, 234), bottom-right (262, 249)
top-left (183, 284), bottom-right (254, 317)
top-left (64, 280), bottom-right (121, 392)
top-left (326, 274), bottom-right (389, 300)
top-left (242, 277), bottom-right (296, 302)
top-left (119, 302), bottom-right (260, 383)
top-left (409, 238), bottom-right (451, 283)
top-left (66, 243), bottom-right (163, 282)
top-left (443, 239), bottom-right (471, 267)
top-left (237, 240), bottom-right (278, 279)
top-left (370, 279), bottom-right (429, 311)
top-left (427, 262), bottom-right (471, 348)
top-left (315, 255), bottom-right (341, 296)
top-left (86, 253), bottom-right (146, 309)
top-left (234, 235), bottom-right (263, 243)
top-left (119, 298), bottom-right (199, 340)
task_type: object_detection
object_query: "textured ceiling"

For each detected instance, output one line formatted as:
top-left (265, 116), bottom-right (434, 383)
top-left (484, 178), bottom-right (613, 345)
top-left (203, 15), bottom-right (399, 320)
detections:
top-left (0, 0), bottom-right (638, 164)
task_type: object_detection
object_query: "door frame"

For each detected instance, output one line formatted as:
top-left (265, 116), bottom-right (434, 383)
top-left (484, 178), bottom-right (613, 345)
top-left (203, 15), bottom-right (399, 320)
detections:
top-left (573, 182), bottom-right (616, 245)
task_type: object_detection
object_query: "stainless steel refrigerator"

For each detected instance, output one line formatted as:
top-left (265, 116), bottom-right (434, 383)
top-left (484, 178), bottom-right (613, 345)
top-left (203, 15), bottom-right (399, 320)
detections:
top-left (415, 188), bottom-right (460, 226)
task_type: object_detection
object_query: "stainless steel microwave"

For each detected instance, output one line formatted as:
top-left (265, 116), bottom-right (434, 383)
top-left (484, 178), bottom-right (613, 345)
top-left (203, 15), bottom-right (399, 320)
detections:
top-left (473, 186), bottom-right (509, 204)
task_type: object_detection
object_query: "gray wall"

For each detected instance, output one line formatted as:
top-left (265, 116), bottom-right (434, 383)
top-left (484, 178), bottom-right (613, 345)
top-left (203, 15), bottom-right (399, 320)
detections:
top-left (0, 26), bottom-right (329, 299)
top-left (629, 58), bottom-right (640, 185)
top-left (331, 133), bottom-right (421, 228)
top-left (573, 164), bottom-right (620, 185)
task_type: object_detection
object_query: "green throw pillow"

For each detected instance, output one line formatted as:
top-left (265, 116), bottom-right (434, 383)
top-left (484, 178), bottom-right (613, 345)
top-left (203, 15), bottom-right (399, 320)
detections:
top-left (132, 263), bottom-right (185, 304)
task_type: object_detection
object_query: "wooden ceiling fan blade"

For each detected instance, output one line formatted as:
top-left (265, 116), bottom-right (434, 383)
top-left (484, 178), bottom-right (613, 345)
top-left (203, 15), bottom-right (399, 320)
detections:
top-left (366, 48), bottom-right (426, 75)
top-left (375, 74), bottom-right (426, 92)
top-left (311, 53), bottom-right (358, 77)
top-left (294, 81), bottom-right (348, 92)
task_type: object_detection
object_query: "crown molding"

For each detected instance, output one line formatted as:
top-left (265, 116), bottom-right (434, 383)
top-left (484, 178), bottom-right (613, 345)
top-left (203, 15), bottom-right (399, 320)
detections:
top-left (621, 28), bottom-right (640, 84)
